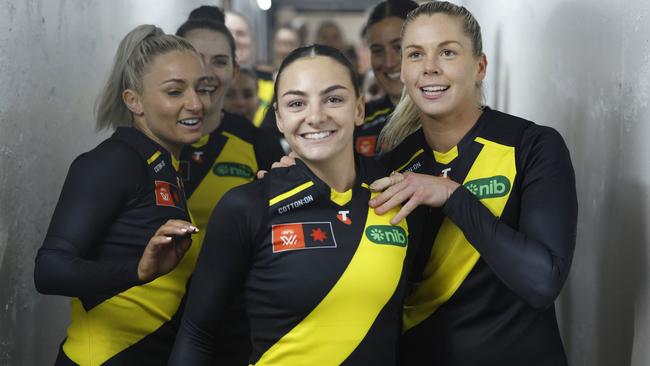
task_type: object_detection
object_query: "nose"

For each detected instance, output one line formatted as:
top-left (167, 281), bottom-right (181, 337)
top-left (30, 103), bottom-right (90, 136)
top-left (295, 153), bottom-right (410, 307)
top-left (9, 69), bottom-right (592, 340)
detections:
top-left (185, 90), bottom-right (204, 114)
top-left (307, 103), bottom-right (325, 125)
top-left (385, 48), bottom-right (400, 69)
top-left (423, 55), bottom-right (441, 76)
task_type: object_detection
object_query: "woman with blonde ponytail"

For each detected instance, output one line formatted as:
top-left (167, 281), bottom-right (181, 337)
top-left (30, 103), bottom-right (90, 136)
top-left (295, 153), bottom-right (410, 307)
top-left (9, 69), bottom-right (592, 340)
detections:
top-left (35, 24), bottom-right (216, 365)
top-left (370, 2), bottom-right (577, 365)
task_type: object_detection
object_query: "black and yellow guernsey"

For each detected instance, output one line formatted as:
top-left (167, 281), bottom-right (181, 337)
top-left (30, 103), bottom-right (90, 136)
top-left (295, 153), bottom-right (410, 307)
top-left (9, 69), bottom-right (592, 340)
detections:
top-left (178, 111), bottom-right (283, 364)
top-left (169, 157), bottom-right (425, 365)
top-left (381, 107), bottom-right (577, 366)
top-left (34, 127), bottom-right (199, 366)
top-left (354, 94), bottom-right (394, 157)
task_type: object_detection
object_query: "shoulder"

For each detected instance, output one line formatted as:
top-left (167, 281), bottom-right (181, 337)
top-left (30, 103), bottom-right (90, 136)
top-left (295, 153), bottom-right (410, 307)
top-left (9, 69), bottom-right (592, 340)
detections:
top-left (71, 135), bottom-right (145, 175)
top-left (357, 155), bottom-right (390, 184)
top-left (220, 111), bottom-right (257, 145)
top-left (379, 129), bottom-right (426, 171)
top-left (219, 178), bottom-right (269, 213)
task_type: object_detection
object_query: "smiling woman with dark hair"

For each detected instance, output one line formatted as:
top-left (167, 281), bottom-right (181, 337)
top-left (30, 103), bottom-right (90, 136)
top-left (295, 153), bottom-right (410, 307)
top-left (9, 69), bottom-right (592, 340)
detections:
top-left (169, 44), bottom-right (424, 366)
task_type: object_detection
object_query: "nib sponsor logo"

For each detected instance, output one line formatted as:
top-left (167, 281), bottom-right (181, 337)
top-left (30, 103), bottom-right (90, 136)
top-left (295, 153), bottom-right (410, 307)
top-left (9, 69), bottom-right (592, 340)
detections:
top-left (464, 175), bottom-right (511, 199)
top-left (272, 222), bottom-right (337, 253)
top-left (365, 225), bottom-right (407, 247)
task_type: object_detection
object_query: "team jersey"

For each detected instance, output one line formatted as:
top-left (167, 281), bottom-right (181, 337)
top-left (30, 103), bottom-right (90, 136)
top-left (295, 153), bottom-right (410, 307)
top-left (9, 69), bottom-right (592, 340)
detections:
top-left (252, 69), bottom-right (275, 127)
top-left (354, 94), bottom-right (393, 157)
top-left (169, 157), bottom-right (425, 366)
top-left (35, 127), bottom-right (199, 366)
top-left (381, 107), bottom-right (577, 366)
top-left (178, 110), bottom-right (283, 364)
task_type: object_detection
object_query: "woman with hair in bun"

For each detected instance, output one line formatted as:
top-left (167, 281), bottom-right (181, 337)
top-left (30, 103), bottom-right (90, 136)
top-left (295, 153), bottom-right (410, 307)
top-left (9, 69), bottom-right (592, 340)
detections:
top-left (34, 25), bottom-right (214, 365)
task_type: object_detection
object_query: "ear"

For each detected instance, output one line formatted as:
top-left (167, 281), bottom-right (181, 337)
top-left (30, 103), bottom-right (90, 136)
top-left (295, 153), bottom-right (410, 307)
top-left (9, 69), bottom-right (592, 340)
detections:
top-left (122, 89), bottom-right (144, 116)
top-left (274, 103), bottom-right (284, 133)
top-left (354, 95), bottom-right (366, 127)
top-left (476, 53), bottom-right (487, 82)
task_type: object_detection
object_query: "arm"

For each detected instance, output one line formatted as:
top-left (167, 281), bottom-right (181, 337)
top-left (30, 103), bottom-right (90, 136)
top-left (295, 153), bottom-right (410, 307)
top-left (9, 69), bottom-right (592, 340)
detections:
top-left (443, 127), bottom-right (577, 309)
top-left (370, 127), bottom-right (577, 309)
top-left (34, 144), bottom-right (195, 296)
top-left (34, 145), bottom-right (146, 296)
top-left (168, 186), bottom-right (257, 365)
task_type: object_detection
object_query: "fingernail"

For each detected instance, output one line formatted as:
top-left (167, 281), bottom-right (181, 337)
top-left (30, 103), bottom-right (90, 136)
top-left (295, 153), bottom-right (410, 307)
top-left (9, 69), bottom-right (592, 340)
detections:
top-left (166, 236), bottom-right (173, 241)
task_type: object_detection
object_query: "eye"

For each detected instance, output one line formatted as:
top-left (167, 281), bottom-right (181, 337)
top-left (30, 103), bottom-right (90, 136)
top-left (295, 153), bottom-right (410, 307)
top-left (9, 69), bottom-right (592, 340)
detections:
top-left (441, 49), bottom-right (456, 58)
top-left (407, 51), bottom-right (422, 60)
top-left (166, 90), bottom-right (182, 96)
top-left (326, 95), bottom-right (344, 104)
top-left (287, 100), bottom-right (304, 108)
top-left (370, 47), bottom-right (384, 56)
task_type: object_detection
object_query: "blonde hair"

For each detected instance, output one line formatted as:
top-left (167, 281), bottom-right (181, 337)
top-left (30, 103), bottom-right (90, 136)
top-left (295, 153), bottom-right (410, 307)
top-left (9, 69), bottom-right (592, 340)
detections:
top-left (95, 25), bottom-right (197, 131)
top-left (379, 1), bottom-right (484, 152)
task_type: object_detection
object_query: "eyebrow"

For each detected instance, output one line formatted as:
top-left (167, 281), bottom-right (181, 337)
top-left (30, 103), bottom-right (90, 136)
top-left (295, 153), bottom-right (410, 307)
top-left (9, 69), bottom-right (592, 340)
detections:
top-left (160, 78), bottom-right (186, 86)
top-left (403, 40), bottom-right (464, 49)
top-left (281, 84), bottom-right (348, 98)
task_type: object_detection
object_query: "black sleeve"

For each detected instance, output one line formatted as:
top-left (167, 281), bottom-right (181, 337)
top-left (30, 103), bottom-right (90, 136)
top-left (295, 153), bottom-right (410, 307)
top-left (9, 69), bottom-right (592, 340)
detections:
top-left (34, 142), bottom-right (146, 296)
top-left (169, 182), bottom-right (265, 365)
top-left (442, 126), bottom-right (577, 309)
top-left (254, 123), bottom-right (285, 171)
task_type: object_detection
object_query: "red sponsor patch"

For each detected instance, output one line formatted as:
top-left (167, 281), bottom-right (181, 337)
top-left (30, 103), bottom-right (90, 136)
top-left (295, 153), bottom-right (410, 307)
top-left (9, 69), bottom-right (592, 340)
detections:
top-left (272, 223), bottom-right (306, 253)
top-left (272, 222), bottom-right (337, 253)
top-left (154, 180), bottom-right (184, 210)
top-left (356, 136), bottom-right (378, 157)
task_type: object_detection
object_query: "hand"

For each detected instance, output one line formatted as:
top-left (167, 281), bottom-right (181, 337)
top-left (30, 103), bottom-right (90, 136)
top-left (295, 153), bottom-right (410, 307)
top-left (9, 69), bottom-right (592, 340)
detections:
top-left (137, 219), bottom-right (199, 282)
top-left (256, 153), bottom-right (298, 179)
top-left (368, 172), bottom-right (460, 225)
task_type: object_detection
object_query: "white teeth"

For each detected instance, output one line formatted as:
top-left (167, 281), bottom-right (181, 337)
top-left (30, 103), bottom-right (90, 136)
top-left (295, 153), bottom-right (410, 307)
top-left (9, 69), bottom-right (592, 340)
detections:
top-left (387, 72), bottom-right (400, 79)
top-left (301, 131), bottom-right (333, 140)
top-left (421, 85), bottom-right (449, 93)
top-left (178, 118), bottom-right (200, 126)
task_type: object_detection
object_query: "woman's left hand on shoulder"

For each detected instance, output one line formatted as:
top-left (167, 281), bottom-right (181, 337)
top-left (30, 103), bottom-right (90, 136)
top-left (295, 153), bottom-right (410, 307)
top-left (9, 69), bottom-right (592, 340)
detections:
top-left (369, 172), bottom-right (460, 224)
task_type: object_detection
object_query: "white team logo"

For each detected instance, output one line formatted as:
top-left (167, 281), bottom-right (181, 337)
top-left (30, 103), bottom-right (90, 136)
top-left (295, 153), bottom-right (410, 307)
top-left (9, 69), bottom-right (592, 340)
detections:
top-left (280, 229), bottom-right (297, 246)
top-left (441, 167), bottom-right (452, 178)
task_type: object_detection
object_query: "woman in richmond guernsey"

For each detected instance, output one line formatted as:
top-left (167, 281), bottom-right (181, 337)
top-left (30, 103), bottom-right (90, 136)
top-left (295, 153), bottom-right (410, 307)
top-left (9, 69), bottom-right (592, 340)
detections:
top-left (175, 17), bottom-right (284, 365)
top-left (369, 2), bottom-right (578, 365)
top-left (354, 0), bottom-right (418, 158)
top-left (34, 25), bottom-right (214, 365)
top-left (169, 45), bottom-right (425, 366)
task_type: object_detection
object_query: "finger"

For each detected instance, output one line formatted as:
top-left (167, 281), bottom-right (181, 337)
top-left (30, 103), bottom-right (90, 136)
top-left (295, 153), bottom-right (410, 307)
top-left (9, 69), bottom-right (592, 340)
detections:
top-left (375, 184), bottom-right (416, 215)
top-left (390, 198), bottom-right (418, 225)
top-left (369, 178), bottom-right (408, 207)
top-left (163, 220), bottom-right (199, 233)
top-left (279, 155), bottom-right (296, 166)
top-left (369, 172), bottom-right (405, 192)
top-left (146, 235), bottom-right (173, 253)
top-left (256, 170), bottom-right (268, 179)
top-left (174, 236), bottom-right (192, 257)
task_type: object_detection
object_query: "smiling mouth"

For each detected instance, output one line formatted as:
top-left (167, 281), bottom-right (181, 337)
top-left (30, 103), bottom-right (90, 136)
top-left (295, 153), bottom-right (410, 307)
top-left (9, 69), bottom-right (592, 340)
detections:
top-left (300, 130), bottom-right (336, 140)
top-left (420, 85), bottom-right (449, 96)
top-left (385, 71), bottom-right (400, 80)
top-left (178, 118), bottom-right (201, 127)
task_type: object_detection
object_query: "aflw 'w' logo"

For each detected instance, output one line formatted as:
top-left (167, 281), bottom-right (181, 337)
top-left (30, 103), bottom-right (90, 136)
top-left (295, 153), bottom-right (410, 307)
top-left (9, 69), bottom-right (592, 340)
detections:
top-left (280, 230), bottom-right (297, 246)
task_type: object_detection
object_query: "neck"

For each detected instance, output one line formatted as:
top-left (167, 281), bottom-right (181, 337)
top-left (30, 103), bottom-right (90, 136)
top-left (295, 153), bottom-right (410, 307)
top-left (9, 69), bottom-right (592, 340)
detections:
top-left (304, 152), bottom-right (356, 193)
top-left (420, 105), bottom-right (483, 153)
top-left (203, 106), bottom-right (224, 135)
top-left (133, 121), bottom-right (182, 159)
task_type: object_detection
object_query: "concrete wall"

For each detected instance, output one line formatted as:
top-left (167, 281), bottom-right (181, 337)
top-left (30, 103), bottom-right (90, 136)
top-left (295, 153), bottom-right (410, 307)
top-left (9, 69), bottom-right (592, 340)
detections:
top-left (0, 0), bottom-right (648, 365)
top-left (460, 0), bottom-right (650, 365)
top-left (0, 1), bottom-right (216, 364)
